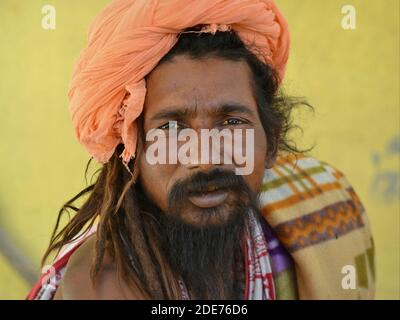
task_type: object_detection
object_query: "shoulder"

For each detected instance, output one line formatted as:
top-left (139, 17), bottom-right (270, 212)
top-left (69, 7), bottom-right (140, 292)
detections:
top-left (260, 153), bottom-right (372, 243)
top-left (261, 153), bottom-right (358, 203)
top-left (58, 235), bottom-right (97, 299)
top-left (261, 154), bottom-right (375, 299)
top-left (58, 235), bottom-right (141, 300)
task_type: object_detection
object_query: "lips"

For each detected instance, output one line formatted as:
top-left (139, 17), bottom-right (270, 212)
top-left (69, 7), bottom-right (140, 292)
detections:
top-left (188, 187), bottom-right (229, 208)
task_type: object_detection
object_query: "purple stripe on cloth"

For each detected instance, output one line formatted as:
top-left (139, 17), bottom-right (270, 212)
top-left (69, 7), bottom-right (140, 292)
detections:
top-left (260, 217), bottom-right (294, 274)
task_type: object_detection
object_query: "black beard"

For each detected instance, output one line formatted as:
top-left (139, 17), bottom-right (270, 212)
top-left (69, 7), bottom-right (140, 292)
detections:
top-left (152, 168), bottom-right (260, 300)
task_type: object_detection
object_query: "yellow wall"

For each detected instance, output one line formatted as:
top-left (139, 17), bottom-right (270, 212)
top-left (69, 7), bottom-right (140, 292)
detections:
top-left (0, 0), bottom-right (398, 299)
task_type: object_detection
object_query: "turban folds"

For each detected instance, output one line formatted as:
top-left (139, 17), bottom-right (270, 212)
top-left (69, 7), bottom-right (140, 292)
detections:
top-left (68, 0), bottom-right (290, 164)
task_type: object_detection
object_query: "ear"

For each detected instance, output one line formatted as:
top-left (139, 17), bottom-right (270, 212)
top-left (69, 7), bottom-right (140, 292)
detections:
top-left (265, 129), bottom-right (280, 169)
top-left (264, 146), bottom-right (278, 169)
top-left (131, 116), bottom-right (145, 183)
top-left (265, 157), bottom-right (275, 169)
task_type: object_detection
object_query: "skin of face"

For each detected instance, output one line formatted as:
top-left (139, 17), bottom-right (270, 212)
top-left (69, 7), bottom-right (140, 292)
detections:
top-left (138, 55), bottom-right (268, 226)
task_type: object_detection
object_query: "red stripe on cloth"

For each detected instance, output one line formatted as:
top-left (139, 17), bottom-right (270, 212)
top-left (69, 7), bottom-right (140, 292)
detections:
top-left (266, 273), bottom-right (275, 300)
top-left (244, 240), bottom-right (249, 300)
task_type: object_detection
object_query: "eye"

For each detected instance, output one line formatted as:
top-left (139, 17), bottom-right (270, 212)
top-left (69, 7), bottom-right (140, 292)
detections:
top-left (222, 118), bottom-right (245, 126)
top-left (158, 121), bottom-right (182, 130)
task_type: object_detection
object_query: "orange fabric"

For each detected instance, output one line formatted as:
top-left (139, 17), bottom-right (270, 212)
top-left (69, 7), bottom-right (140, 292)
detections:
top-left (68, 0), bottom-right (290, 164)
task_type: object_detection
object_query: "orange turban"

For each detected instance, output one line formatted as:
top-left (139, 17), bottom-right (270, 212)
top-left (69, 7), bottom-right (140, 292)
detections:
top-left (68, 0), bottom-right (290, 165)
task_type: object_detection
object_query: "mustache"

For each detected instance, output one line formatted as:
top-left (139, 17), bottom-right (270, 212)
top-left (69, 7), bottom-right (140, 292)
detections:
top-left (168, 168), bottom-right (253, 208)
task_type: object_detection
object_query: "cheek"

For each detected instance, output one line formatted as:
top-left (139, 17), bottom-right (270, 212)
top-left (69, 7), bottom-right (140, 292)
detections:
top-left (138, 156), bottom-right (172, 212)
top-left (244, 127), bottom-right (267, 193)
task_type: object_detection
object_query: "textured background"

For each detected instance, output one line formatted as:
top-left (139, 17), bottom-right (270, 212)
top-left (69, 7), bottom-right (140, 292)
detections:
top-left (0, 0), bottom-right (398, 299)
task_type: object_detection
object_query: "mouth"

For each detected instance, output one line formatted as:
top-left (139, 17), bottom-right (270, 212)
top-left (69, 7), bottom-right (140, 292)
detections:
top-left (188, 185), bottom-right (229, 208)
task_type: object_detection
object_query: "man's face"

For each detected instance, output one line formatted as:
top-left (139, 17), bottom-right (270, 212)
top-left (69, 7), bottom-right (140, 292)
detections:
top-left (138, 55), bottom-right (268, 227)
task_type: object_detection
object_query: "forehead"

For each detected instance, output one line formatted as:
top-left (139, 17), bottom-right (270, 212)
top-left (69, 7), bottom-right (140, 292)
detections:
top-left (143, 55), bottom-right (257, 117)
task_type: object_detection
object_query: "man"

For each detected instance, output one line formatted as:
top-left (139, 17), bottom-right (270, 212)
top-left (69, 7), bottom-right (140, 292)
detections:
top-left (27, 0), bottom-right (375, 300)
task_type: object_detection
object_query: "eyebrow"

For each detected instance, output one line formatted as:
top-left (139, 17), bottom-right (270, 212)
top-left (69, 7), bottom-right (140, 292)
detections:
top-left (150, 102), bottom-right (256, 122)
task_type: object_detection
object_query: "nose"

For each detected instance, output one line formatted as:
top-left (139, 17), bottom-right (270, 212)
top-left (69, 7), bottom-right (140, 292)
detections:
top-left (179, 123), bottom-right (237, 172)
top-left (183, 139), bottom-right (236, 173)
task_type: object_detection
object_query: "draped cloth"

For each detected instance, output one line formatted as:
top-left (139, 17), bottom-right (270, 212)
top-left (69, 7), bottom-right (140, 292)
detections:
top-left (68, 0), bottom-right (290, 165)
